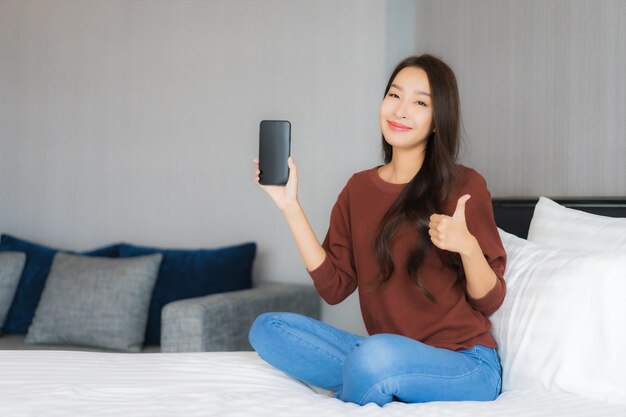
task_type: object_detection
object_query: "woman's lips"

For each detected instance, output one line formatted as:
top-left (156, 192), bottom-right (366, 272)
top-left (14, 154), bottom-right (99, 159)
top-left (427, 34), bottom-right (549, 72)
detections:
top-left (387, 121), bottom-right (412, 131)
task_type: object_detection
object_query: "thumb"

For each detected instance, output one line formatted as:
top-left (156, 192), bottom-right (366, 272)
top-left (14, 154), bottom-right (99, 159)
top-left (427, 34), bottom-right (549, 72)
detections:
top-left (286, 157), bottom-right (298, 186)
top-left (453, 194), bottom-right (471, 220)
top-left (287, 157), bottom-right (297, 178)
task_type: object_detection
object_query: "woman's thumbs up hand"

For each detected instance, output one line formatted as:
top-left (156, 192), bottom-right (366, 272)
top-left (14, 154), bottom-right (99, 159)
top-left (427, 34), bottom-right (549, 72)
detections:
top-left (428, 194), bottom-right (475, 255)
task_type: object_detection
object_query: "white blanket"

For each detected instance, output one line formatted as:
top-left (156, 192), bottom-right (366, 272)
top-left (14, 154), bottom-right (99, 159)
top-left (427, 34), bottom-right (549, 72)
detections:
top-left (0, 351), bottom-right (623, 417)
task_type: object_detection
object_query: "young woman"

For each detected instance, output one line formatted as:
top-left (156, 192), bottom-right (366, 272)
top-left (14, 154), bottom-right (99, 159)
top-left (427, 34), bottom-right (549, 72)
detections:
top-left (249, 54), bottom-right (506, 406)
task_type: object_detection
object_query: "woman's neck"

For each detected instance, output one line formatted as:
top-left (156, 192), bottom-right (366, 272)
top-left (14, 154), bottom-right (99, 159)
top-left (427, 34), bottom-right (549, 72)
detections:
top-left (379, 148), bottom-right (425, 184)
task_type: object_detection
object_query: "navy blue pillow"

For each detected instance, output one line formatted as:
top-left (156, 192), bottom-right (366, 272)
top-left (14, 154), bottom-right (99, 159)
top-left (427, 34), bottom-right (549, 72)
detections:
top-left (119, 242), bottom-right (256, 346)
top-left (0, 234), bottom-right (120, 334)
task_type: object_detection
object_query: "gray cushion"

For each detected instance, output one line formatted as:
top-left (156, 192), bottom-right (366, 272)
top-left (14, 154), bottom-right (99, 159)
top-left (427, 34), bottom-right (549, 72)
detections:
top-left (25, 252), bottom-right (162, 352)
top-left (0, 252), bottom-right (27, 332)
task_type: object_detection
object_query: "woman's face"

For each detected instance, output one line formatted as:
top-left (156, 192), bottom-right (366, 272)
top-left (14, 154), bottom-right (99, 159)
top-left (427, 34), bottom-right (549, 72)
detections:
top-left (379, 66), bottom-right (434, 154)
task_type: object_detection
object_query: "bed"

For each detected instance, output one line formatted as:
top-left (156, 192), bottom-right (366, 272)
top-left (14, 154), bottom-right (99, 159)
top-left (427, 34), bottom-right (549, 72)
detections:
top-left (0, 197), bottom-right (624, 417)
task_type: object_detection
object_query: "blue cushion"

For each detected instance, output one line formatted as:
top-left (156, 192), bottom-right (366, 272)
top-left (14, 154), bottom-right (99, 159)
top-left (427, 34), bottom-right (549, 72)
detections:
top-left (0, 234), bottom-right (120, 334)
top-left (119, 242), bottom-right (256, 346)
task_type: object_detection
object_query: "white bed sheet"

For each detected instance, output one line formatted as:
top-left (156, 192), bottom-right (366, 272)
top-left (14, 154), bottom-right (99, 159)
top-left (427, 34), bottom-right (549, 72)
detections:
top-left (0, 350), bottom-right (623, 417)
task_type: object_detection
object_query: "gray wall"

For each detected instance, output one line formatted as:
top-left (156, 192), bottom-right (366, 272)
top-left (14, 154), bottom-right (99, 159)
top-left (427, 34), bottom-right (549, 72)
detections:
top-left (416, 0), bottom-right (626, 197)
top-left (0, 0), bottom-right (418, 334)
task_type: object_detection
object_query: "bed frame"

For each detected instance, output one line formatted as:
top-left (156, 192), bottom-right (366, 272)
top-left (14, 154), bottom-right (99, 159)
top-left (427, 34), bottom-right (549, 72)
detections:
top-left (492, 197), bottom-right (626, 238)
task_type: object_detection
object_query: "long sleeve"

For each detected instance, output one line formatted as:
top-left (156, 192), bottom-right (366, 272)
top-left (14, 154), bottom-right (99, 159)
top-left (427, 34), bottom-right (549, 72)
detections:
top-left (462, 187), bottom-right (507, 317)
top-left (308, 184), bottom-right (358, 305)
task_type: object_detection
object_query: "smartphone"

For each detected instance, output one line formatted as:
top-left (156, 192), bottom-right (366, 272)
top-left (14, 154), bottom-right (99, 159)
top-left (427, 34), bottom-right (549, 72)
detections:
top-left (259, 120), bottom-right (291, 185)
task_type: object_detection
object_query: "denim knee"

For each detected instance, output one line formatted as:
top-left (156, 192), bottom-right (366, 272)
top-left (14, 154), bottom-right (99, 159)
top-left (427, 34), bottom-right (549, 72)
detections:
top-left (248, 312), bottom-right (356, 392)
top-left (248, 311), bottom-right (277, 352)
top-left (344, 334), bottom-right (398, 377)
top-left (341, 334), bottom-right (399, 405)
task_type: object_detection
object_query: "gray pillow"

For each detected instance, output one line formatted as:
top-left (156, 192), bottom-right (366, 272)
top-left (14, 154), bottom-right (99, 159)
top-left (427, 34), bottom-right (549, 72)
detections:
top-left (26, 252), bottom-right (162, 352)
top-left (0, 252), bottom-right (27, 332)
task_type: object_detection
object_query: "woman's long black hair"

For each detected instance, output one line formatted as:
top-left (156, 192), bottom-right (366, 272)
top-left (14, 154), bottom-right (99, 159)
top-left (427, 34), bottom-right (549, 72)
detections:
top-left (373, 54), bottom-right (462, 302)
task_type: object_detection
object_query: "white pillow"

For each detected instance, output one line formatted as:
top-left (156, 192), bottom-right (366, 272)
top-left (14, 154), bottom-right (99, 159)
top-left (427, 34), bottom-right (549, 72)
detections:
top-left (528, 196), bottom-right (626, 251)
top-left (491, 229), bottom-right (626, 405)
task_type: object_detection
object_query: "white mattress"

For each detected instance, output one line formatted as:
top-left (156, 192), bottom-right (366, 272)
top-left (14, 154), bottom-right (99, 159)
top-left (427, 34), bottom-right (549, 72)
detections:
top-left (0, 350), bottom-right (623, 417)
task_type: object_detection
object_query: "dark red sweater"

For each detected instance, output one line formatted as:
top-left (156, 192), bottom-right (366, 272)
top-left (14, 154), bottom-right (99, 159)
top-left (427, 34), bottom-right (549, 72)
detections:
top-left (308, 166), bottom-right (506, 351)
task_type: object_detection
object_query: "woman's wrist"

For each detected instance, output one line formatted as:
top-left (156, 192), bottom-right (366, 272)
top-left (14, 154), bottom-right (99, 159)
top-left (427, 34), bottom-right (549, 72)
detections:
top-left (460, 234), bottom-right (498, 299)
top-left (458, 234), bottom-right (480, 258)
top-left (280, 198), bottom-right (302, 217)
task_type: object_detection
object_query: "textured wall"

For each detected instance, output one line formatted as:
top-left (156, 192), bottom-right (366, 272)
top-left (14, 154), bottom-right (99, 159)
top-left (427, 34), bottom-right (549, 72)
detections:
top-left (0, 0), bottom-right (409, 333)
top-left (415, 0), bottom-right (626, 197)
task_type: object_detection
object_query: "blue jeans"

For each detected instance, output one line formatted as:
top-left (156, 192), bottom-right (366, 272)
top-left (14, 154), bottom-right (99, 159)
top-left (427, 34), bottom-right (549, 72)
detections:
top-left (248, 312), bottom-right (502, 406)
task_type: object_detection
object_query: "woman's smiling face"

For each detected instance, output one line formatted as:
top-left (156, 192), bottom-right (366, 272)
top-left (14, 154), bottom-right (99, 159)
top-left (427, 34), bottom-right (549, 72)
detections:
top-left (379, 66), bottom-right (434, 154)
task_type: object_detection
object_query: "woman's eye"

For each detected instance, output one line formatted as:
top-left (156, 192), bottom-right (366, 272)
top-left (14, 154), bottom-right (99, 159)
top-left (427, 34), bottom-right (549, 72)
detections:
top-left (387, 93), bottom-right (400, 99)
top-left (416, 100), bottom-right (427, 107)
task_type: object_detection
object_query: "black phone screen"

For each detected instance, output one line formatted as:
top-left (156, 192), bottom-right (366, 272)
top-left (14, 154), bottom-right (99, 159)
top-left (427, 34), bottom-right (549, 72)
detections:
top-left (259, 120), bottom-right (291, 185)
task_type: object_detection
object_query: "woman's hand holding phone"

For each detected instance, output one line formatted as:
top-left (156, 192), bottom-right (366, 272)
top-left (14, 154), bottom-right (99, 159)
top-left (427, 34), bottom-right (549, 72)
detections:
top-left (253, 156), bottom-right (299, 212)
top-left (253, 120), bottom-right (326, 271)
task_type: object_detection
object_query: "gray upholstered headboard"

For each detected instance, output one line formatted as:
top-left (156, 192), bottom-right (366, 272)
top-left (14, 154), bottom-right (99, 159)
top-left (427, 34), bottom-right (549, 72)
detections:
top-left (492, 197), bottom-right (626, 239)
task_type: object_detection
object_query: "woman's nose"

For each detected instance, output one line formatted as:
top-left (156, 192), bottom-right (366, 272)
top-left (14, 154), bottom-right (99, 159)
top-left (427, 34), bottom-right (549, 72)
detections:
top-left (393, 102), bottom-right (407, 119)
